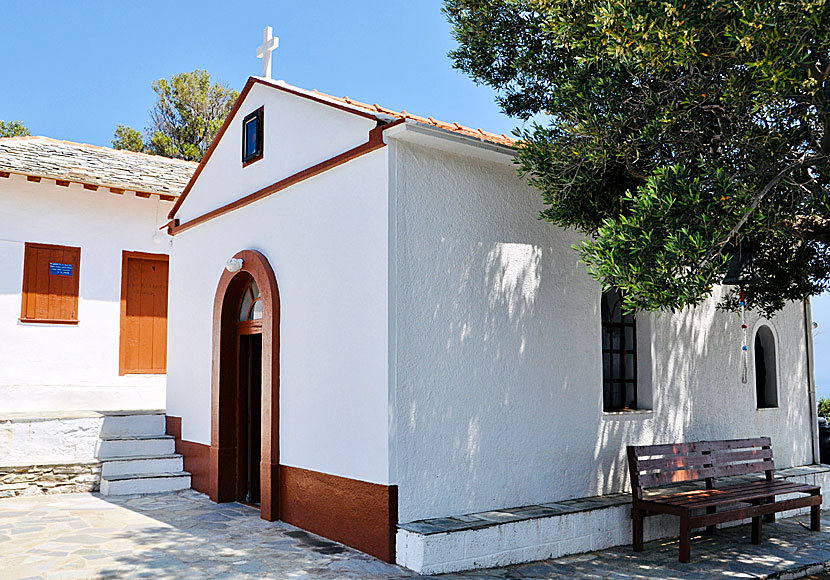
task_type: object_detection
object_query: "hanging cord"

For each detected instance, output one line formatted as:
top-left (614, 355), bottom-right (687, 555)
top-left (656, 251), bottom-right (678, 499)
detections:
top-left (740, 289), bottom-right (748, 384)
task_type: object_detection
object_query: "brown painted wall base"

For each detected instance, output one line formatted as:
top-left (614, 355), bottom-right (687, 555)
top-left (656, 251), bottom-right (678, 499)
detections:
top-left (166, 416), bottom-right (210, 494)
top-left (168, 416), bottom-right (397, 563)
top-left (280, 465), bottom-right (397, 563)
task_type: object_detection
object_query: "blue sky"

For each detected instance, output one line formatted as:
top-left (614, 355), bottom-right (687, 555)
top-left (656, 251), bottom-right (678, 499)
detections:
top-left (813, 295), bottom-right (830, 399)
top-left (2, 0), bottom-right (828, 396)
top-left (0, 1), bottom-right (518, 144)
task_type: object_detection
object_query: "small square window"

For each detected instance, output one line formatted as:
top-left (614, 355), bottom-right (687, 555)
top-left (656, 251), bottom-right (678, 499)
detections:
top-left (242, 107), bottom-right (264, 165)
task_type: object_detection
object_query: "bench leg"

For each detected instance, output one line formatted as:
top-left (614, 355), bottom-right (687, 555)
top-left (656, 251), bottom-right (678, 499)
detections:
top-left (811, 504), bottom-right (821, 531)
top-left (633, 509), bottom-right (644, 552)
top-left (764, 496), bottom-right (775, 523)
top-left (706, 506), bottom-right (716, 536)
top-left (679, 514), bottom-right (691, 563)
top-left (751, 515), bottom-right (762, 544)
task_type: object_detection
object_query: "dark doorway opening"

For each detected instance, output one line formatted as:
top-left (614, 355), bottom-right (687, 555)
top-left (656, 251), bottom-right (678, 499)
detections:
top-left (238, 333), bottom-right (262, 505)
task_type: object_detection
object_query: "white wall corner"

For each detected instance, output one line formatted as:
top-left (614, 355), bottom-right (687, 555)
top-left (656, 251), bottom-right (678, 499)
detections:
top-left (387, 137), bottom-right (399, 487)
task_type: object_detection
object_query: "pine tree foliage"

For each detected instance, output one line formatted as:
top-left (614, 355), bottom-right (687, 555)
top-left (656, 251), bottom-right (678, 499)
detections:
top-left (112, 124), bottom-right (144, 152)
top-left (113, 70), bottom-right (238, 162)
top-left (0, 120), bottom-right (30, 138)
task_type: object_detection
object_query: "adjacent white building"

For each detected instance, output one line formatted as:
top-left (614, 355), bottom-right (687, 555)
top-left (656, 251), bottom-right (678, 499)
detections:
top-left (0, 138), bottom-right (196, 497)
top-left (164, 77), bottom-right (824, 570)
top-left (0, 137), bottom-right (195, 412)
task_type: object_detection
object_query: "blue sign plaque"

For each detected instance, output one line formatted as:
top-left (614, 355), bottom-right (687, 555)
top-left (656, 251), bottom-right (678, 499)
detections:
top-left (49, 262), bottom-right (73, 276)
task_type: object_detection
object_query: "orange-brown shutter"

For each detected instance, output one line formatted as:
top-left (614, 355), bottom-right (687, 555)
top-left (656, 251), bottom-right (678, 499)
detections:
top-left (20, 242), bottom-right (81, 324)
top-left (119, 252), bottom-right (169, 375)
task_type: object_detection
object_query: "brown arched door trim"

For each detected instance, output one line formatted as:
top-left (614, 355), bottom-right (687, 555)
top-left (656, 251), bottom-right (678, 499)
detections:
top-left (210, 249), bottom-right (280, 521)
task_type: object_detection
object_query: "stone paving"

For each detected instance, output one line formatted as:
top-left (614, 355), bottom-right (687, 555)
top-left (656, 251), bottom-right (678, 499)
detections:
top-left (2, 490), bottom-right (830, 579)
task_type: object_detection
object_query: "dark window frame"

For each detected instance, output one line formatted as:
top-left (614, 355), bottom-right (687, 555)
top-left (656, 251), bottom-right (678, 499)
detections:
top-left (242, 107), bottom-right (264, 166)
top-left (601, 289), bottom-right (638, 411)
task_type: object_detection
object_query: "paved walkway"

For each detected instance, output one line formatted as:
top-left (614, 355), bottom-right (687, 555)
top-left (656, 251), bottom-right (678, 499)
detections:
top-left (2, 490), bottom-right (830, 579)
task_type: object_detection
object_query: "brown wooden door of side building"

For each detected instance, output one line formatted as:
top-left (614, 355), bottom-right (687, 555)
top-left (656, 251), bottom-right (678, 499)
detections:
top-left (120, 251), bottom-right (169, 375)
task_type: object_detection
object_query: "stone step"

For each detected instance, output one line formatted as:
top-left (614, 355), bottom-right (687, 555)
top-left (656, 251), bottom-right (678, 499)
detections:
top-left (99, 412), bottom-right (167, 438)
top-left (100, 454), bottom-right (183, 477)
top-left (100, 471), bottom-right (191, 496)
top-left (96, 435), bottom-right (175, 459)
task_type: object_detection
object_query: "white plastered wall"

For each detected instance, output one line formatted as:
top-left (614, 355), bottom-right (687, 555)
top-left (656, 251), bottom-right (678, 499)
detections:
top-left (0, 176), bottom-right (171, 412)
top-left (391, 139), bottom-right (813, 523)
top-left (165, 89), bottom-right (390, 484)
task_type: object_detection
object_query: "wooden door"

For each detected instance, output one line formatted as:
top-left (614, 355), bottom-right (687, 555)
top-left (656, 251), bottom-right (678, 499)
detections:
top-left (120, 252), bottom-right (169, 375)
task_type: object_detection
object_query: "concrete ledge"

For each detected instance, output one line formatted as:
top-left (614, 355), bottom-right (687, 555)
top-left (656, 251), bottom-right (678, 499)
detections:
top-left (396, 464), bottom-right (830, 574)
top-left (0, 409), bottom-right (165, 422)
top-left (0, 458), bottom-right (100, 469)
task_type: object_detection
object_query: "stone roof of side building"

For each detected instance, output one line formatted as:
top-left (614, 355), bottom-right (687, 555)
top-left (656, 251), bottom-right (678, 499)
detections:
top-left (0, 136), bottom-right (198, 199)
top-left (270, 79), bottom-right (517, 147)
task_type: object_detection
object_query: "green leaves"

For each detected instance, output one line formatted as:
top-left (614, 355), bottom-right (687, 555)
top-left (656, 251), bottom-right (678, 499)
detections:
top-left (0, 120), bottom-right (30, 138)
top-left (111, 70), bottom-right (239, 162)
top-left (579, 163), bottom-right (731, 313)
top-left (111, 124), bottom-right (144, 152)
top-left (447, 0), bottom-right (830, 316)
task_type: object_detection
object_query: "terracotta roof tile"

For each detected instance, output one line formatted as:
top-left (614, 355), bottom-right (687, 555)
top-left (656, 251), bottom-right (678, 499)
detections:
top-left (0, 136), bottom-right (197, 197)
top-left (273, 80), bottom-right (516, 147)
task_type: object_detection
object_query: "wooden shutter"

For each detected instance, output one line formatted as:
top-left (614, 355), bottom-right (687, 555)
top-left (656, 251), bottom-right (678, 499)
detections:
top-left (20, 242), bottom-right (81, 324)
top-left (120, 251), bottom-right (169, 375)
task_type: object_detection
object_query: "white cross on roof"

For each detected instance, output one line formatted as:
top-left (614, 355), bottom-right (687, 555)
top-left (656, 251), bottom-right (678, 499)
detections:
top-left (257, 26), bottom-right (279, 80)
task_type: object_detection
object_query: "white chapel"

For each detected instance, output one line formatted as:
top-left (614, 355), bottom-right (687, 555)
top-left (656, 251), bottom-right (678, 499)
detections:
top-left (162, 73), bottom-right (825, 570)
top-left (1, 30), bottom-right (827, 574)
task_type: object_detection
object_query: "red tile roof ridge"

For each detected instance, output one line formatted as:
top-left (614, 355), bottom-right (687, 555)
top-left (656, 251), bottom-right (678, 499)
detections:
top-left (269, 79), bottom-right (516, 147)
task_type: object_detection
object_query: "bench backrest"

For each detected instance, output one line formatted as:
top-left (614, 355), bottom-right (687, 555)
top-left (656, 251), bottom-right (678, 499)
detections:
top-left (627, 437), bottom-right (774, 499)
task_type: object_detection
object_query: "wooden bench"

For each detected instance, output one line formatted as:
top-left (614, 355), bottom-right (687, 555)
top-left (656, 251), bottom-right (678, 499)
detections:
top-left (627, 437), bottom-right (822, 562)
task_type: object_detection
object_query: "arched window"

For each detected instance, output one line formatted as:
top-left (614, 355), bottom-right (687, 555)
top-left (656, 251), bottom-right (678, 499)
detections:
top-left (754, 325), bottom-right (778, 408)
top-left (238, 278), bottom-right (262, 322)
top-left (601, 289), bottom-right (637, 411)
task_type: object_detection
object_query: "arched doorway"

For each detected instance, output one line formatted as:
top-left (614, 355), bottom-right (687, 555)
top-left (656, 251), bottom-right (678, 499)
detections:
top-left (210, 250), bottom-right (280, 521)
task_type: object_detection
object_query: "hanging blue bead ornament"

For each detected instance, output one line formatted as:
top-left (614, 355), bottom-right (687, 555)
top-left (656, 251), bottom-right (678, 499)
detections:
top-left (739, 291), bottom-right (748, 383)
top-left (723, 248), bottom-right (757, 385)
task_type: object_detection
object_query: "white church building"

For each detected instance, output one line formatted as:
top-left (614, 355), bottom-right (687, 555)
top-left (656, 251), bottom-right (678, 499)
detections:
top-left (0, 30), bottom-right (825, 573)
top-left (162, 75), bottom-right (827, 571)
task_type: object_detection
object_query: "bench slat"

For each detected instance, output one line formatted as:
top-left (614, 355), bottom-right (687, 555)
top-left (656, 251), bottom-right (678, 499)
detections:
top-left (707, 459), bottom-right (774, 479)
top-left (638, 459), bottom-right (774, 488)
top-left (639, 467), bottom-right (709, 487)
top-left (645, 480), bottom-right (815, 509)
top-left (704, 437), bottom-right (771, 450)
top-left (633, 442), bottom-right (704, 457)
top-left (636, 450), bottom-right (772, 477)
top-left (708, 448), bottom-right (773, 463)
top-left (645, 478), bottom-right (814, 500)
top-left (637, 455), bottom-right (710, 471)
top-left (632, 438), bottom-right (770, 459)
